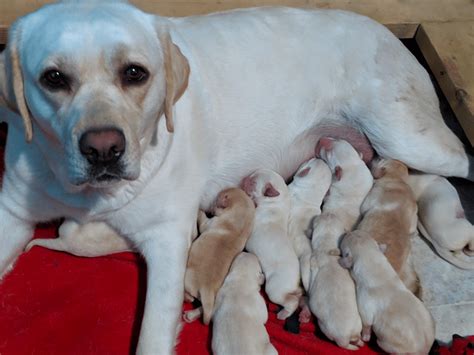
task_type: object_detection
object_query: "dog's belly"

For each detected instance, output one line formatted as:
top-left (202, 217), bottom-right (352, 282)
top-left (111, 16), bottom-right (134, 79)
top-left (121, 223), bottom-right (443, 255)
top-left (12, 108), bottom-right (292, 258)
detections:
top-left (202, 123), bottom-right (373, 209)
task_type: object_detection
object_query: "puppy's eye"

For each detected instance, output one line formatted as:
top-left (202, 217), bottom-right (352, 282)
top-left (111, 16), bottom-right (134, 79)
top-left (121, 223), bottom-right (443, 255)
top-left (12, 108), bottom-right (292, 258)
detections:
top-left (122, 65), bottom-right (149, 85)
top-left (41, 69), bottom-right (69, 91)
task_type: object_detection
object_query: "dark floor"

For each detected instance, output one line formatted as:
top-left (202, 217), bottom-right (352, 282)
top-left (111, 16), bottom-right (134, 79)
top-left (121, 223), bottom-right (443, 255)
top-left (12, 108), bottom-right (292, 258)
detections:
top-left (0, 40), bottom-right (472, 220)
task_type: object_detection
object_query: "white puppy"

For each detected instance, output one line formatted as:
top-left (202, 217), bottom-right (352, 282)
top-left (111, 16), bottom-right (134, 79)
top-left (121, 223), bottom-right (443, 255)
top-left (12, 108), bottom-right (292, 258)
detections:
top-left (307, 138), bottom-right (373, 350)
top-left (288, 158), bottom-right (332, 292)
top-left (242, 168), bottom-right (302, 320)
top-left (1, 3), bottom-right (473, 352)
top-left (408, 174), bottom-right (474, 269)
top-left (190, 253), bottom-right (277, 355)
top-left (339, 231), bottom-right (435, 354)
top-left (314, 137), bottom-right (374, 235)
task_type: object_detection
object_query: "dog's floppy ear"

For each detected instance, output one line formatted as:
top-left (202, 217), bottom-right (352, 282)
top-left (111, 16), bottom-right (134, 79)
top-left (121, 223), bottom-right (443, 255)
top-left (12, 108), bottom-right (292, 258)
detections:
top-left (1, 23), bottom-right (33, 142)
top-left (159, 31), bottom-right (190, 133)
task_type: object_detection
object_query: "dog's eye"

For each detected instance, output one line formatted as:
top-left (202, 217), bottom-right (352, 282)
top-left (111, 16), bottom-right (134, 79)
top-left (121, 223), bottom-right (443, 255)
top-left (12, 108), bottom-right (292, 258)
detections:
top-left (41, 69), bottom-right (69, 91)
top-left (122, 65), bottom-right (149, 85)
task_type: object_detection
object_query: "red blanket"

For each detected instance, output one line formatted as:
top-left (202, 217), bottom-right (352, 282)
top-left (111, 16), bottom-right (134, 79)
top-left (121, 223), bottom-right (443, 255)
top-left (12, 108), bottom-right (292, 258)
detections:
top-left (0, 124), bottom-right (472, 354)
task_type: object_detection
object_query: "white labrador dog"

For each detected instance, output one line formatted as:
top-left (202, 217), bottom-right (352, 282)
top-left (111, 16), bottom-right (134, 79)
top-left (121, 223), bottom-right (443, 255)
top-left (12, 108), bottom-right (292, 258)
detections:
top-left (1, 1), bottom-right (473, 353)
top-left (242, 168), bottom-right (302, 320)
top-left (288, 158), bottom-right (332, 292)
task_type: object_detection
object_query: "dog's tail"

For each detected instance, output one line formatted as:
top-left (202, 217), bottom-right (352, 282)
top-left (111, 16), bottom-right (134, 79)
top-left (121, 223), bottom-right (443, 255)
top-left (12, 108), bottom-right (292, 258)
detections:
top-left (199, 288), bottom-right (216, 325)
top-left (418, 221), bottom-right (474, 270)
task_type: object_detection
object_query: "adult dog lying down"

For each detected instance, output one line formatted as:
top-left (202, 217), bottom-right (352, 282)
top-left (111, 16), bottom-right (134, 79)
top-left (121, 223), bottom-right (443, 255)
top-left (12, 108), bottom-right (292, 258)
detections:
top-left (0, 1), bottom-right (473, 353)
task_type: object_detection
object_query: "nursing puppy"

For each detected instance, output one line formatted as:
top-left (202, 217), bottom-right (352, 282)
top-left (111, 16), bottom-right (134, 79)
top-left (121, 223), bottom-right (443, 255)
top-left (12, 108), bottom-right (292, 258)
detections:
top-left (243, 169), bottom-right (302, 320)
top-left (185, 253), bottom-right (277, 355)
top-left (307, 138), bottom-right (373, 350)
top-left (184, 188), bottom-right (255, 325)
top-left (358, 158), bottom-right (419, 293)
top-left (288, 158), bottom-right (332, 292)
top-left (408, 174), bottom-right (474, 269)
top-left (314, 137), bottom-right (374, 234)
top-left (339, 231), bottom-right (435, 354)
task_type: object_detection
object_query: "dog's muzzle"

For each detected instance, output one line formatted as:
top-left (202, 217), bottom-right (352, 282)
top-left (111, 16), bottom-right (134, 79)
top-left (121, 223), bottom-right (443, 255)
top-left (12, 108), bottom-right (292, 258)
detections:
top-left (79, 127), bottom-right (126, 182)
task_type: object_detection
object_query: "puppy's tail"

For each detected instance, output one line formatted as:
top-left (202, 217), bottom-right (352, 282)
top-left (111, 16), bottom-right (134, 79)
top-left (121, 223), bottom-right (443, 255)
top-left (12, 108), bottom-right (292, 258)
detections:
top-left (199, 288), bottom-right (216, 325)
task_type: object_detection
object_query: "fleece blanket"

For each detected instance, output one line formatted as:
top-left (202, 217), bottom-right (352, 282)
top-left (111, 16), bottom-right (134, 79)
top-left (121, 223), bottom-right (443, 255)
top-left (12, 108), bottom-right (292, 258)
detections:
top-left (0, 123), bottom-right (472, 354)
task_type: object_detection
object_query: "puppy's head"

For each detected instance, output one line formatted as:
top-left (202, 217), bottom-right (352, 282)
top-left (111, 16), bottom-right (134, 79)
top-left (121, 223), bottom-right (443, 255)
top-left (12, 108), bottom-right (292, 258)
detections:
top-left (241, 168), bottom-right (287, 205)
top-left (292, 157), bottom-right (332, 186)
top-left (0, 1), bottom-right (189, 191)
top-left (214, 187), bottom-right (253, 213)
top-left (231, 252), bottom-right (265, 286)
top-left (339, 231), bottom-right (386, 269)
top-left (371, 158), bottom-right (409, 180)
top-left (315, 138), bottom-right (363, 182)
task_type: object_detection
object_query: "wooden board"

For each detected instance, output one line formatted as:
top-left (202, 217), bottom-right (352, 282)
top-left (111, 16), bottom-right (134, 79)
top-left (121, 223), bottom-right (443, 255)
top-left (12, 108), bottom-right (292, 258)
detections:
top-left (1, 0), bottom-right (474, 43)
top-left (416, 21), bottom-right (474, 146)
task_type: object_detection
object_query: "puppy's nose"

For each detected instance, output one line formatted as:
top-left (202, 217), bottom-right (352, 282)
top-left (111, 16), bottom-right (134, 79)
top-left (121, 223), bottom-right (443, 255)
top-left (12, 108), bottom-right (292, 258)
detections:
top-left (79, 128), bottom-right (125, 165)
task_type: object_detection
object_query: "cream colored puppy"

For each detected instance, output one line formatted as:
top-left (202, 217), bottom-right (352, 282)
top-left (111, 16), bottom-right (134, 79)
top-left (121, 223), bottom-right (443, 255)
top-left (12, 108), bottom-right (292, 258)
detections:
top-left (242, 168), bottom-right (302, 320)
top-left (184, 188), bottom-right (255, 324)
top-left (212, 253), bottom-right (277, 355)
top-left (358, 158), bottom-right (419, 293)
top-left (408, 174), bottom-right (474, 269)
top-left (288, 158), bottom-right (332, 292)
top-left (185, 253), bottom-right (277, 355)
top-left (307, 138), bottom-right (373, 350)
top-left (339, 231), bottom-right (435, 354)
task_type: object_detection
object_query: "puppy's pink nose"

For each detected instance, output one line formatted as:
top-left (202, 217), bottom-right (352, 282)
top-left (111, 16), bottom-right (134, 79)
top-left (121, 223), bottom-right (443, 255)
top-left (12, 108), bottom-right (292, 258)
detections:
top-left (315, 137), bottom-right (334, 157)
top-left (79, 128), bottom-right (125, 166)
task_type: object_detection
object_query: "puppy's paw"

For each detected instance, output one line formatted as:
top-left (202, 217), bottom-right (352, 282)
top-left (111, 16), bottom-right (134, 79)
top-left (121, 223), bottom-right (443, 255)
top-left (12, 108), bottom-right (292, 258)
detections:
top-left (277, 309), bottom-right (291, 320)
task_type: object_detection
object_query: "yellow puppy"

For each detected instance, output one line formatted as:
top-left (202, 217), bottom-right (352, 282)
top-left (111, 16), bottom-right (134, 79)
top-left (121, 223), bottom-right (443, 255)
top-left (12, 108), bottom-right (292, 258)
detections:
top-left (184, 188), bottom-right (255, 324)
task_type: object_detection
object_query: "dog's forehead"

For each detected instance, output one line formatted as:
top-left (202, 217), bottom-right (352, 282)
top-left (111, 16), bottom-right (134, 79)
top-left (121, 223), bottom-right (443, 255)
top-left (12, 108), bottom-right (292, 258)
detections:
top-left (18, 2), bottom-right (157, 67)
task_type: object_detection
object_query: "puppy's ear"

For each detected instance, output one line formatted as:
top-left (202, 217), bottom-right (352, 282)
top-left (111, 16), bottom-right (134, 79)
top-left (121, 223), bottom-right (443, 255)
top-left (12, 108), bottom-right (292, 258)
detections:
top-left (159, 31), bottom-right (190, 133)
top-left (1, 23), bottom-right (33, 142)
top-left (339, 253), bottom-right (353, 269)
top-left (296, 166), bottom-right (311, 178)
top-left (263, 183), bottom-right (280, 197)
top-left (335, 166), bottom-right (343, 181)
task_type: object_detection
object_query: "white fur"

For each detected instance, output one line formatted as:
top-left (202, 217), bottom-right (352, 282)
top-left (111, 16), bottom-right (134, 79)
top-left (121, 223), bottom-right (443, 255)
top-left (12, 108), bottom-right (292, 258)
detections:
top-left (0, 3), bottom-right (472, 353)
top-left (288, 158), bottom-right (331, 291)
top-left (408, 174), bottom-right (474, 269)
top-left (307, 139), bottom-right (373, 350)
top-left (244, 169), bottom-right (302, 320)
top-left (340, 232), bottom-right (435, 354)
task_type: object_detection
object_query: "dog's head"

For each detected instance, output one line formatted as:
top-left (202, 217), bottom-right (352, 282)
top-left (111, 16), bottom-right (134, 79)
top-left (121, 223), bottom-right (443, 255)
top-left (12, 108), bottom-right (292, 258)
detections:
top-left (0, 1), bottom-right (189, 190)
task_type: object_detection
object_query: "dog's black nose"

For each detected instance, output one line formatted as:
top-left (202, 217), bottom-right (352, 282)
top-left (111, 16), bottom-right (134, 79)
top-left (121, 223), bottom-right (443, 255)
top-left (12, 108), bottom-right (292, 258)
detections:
top-left (79, 128), bottom-right (125, 166)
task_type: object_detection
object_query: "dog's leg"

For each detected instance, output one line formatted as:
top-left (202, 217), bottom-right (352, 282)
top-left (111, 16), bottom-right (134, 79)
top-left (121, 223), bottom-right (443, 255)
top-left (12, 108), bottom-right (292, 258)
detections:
top-left (358, 99), bottom-right (472, 180)
top-left (0, 205), bottom-right (34, 279)
top-left (134, 221), bottom-right (192, 355)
